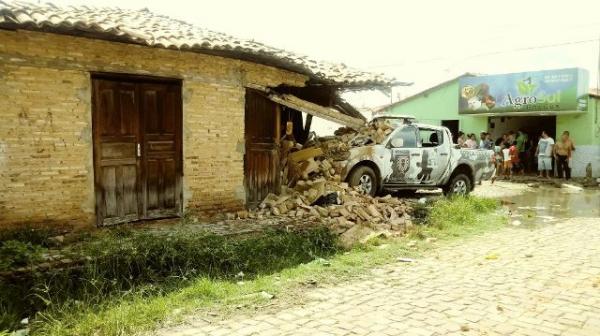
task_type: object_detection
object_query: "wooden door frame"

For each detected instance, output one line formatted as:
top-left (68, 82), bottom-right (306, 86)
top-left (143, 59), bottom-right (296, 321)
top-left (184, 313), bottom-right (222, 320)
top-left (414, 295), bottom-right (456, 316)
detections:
top-left (91, 73), bottom-right (184, 226)
top-left (91, 72), bottom-right (183, 84)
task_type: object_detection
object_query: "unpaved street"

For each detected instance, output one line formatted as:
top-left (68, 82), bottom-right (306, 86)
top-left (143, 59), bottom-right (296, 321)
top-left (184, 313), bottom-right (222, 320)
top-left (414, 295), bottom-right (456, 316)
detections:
top-left (162, 190), bottom-right (600, 336)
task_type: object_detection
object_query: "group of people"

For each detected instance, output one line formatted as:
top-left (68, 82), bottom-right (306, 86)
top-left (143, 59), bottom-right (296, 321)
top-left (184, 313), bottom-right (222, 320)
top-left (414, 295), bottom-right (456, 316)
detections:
top-left (457, 131), bottom-right (494, 150)
top-left (456, 129), bottom-right (575, 180)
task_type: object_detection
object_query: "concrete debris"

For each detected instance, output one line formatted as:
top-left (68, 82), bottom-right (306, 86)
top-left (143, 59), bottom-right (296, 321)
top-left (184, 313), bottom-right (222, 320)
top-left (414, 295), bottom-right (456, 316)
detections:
top-left (225, 119), bottom-right (414, 247)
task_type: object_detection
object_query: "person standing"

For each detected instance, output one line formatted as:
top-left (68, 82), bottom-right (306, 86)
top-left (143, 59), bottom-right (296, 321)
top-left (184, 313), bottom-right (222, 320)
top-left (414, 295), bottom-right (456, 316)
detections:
top-left (493, 142), bottom-right (503, 182)
top-left (484, 133), bottom-right (494, 149)
top-left (554, 131), bottom-right (574, 180)
top-left (479, 132), bottom-right (487, 149)
top-left (502, 142), bottom-right (512, 179)
top-left (465, 133), bottom-right (477, 149)
top-left (535, 131), bottom-right (554, 179)
top-left (515, 129), bottom-right (528, 174)
top-left (509, 141), bottom-right (519, 178)
top-left (457, 131), bottom-right (466, 147)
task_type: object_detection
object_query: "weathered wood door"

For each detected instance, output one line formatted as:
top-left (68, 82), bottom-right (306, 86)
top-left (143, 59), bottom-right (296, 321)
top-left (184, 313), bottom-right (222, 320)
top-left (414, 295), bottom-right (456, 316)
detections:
top-left (245, 90), bottom-right (280, 207)
top-left (92, 77), bottom-right (182, 226)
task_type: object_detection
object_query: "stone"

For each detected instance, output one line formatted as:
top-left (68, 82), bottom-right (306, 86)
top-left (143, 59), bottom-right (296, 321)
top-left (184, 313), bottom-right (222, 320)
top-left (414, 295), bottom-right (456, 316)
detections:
top-left (236, 210), bottom-right (249, 219)
top-left (49, 235), bottom-right (65, 244)
top-left (366, 204), bottom-right (383, 218)
top-left (359, 230), bottom-right (392, 244)
top-left (259, 291), bottom-right (274, 300)
top-left (339, 224), bottom-right (376, 249)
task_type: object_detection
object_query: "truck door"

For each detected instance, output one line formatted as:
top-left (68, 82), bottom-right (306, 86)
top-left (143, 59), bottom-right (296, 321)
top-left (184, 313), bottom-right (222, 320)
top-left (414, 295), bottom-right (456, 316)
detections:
top-left (387, 125), bottom-right (421, 185)
top-left (417, 127), bottom-right (450, 185)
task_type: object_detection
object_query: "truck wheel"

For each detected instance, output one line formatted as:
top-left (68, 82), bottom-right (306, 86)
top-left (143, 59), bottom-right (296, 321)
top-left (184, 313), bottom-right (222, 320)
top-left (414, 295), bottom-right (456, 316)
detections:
top-left (444, 173), bottom-right (471, 196)
top-left (349, 166), bottom-right (378, 196)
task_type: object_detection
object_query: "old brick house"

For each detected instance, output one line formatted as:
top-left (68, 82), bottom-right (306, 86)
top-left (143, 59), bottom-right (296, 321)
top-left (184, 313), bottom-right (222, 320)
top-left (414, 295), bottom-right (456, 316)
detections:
top-left (0, 1), bottom-right (393, 227)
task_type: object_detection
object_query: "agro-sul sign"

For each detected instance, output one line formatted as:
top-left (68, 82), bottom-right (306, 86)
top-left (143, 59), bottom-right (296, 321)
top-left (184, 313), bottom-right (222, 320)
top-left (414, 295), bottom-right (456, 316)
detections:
top-left (458, 68), bottom-right (589, 114)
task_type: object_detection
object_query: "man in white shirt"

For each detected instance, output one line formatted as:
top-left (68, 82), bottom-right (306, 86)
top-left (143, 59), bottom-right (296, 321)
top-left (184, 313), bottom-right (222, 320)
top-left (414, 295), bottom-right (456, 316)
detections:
top-left (535, 131), bottom-right (555, 178)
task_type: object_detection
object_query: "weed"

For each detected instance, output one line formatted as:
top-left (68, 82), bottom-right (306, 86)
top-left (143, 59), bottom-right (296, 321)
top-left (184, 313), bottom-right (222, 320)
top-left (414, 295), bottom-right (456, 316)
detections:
top-left (0, 226), bottom-right (337, 332)
top-left (0, 226), bottom-right (63, 248)
top-left (0, 240), bottom-right (45, 270)
top-left (3, 197), bottom-right (503, 335)
top-left (428, 196), bottom-right (498, 230)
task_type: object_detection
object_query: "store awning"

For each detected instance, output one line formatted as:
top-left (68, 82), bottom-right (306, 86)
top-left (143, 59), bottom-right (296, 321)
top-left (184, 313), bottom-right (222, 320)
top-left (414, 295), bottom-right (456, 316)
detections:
top-left (266, 92), bottom-right (365, 129)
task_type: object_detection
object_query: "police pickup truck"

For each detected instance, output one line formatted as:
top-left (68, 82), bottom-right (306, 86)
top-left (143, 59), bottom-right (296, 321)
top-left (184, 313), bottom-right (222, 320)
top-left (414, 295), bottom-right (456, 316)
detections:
top-left (340, 123), bottom-right (495, 196)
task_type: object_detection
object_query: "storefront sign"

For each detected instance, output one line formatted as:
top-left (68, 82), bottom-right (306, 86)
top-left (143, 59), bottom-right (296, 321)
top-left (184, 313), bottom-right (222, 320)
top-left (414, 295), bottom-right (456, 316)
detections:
top-left (458, 68), bottom-right (589, 114)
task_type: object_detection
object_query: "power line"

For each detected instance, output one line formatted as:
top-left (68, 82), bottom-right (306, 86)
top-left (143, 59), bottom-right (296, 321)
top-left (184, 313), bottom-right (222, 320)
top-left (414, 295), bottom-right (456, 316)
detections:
top-left (367, 38), bottom-right (599, 69)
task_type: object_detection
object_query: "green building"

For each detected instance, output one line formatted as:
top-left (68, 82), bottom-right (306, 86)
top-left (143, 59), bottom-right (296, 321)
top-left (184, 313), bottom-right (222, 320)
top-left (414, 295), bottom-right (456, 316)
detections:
top-left (378, 68), bottom-right (600, 178)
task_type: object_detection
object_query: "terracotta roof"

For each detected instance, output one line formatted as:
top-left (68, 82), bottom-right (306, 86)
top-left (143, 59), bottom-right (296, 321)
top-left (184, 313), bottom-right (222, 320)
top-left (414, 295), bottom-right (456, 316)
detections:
top-left (0, 0), bottom-right (395, 88)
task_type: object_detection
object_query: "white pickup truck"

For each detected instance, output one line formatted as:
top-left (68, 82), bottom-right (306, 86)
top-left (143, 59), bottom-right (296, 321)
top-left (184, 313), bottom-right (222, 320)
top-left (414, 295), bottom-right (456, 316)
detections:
top-left (339, 123), bottom-right (495, 196)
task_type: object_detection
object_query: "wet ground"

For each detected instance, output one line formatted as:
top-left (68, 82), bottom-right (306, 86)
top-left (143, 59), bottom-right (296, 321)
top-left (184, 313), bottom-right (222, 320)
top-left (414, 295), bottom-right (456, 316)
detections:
top-left (501, 186), bottom-right (600, 227)
top-left (400, 181), bottom-right (599, 227)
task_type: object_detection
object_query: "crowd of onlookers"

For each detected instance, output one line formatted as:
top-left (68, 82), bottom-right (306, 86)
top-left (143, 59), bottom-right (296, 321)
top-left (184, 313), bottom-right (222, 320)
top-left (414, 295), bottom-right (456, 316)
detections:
top-left (455, 129), bottom-right (575, 181)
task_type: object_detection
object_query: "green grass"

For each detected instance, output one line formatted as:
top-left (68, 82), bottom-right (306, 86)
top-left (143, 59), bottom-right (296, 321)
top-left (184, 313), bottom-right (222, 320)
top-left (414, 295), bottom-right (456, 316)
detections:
top-left (1, 227), bottom-right (337, 333)
top-left (25, 196), bottom-right (505, 336)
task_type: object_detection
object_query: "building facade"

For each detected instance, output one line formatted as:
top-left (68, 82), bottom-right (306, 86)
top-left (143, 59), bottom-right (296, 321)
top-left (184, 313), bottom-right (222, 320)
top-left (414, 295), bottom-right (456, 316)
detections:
top-left (378, 69), bottom-right (600, 178)
top-left (0, 1), bottom-right (391, 228)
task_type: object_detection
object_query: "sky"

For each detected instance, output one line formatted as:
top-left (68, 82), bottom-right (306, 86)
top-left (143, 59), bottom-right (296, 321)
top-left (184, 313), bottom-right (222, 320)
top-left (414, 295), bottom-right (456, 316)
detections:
top-left (51, 0), bottom-right (600, 125)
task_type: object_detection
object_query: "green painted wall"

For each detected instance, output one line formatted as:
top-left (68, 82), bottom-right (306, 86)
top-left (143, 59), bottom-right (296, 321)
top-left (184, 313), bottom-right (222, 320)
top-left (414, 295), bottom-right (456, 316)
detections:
top-left (556, 96), bottom-right (600, 146)
top-left (385, 80), bottom-right (487, 137)
top-left (386, 80), bottom-right (600, 146)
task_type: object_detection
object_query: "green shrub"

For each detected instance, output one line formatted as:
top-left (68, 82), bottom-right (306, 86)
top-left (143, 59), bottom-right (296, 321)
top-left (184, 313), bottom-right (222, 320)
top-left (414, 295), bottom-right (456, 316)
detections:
top-left (0, 240), bottom-right (45, 270)
top-left (0, 226), bottom-right (338, 331)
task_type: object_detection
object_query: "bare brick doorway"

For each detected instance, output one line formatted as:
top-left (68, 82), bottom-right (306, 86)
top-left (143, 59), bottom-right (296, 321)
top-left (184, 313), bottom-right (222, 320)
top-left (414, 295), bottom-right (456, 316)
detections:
top-left (91, 74), bottom-right (183, 226)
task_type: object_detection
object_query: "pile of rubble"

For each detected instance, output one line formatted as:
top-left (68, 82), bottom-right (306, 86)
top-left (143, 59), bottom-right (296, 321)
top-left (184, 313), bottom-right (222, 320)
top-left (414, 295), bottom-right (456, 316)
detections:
top-left (229, 119), bottom-right (414, 247)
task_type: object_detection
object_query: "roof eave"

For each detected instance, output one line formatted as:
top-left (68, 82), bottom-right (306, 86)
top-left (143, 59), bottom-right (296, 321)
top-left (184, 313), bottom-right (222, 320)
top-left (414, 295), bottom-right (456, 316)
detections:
top-left (0, 22), bottom-right (394, 88)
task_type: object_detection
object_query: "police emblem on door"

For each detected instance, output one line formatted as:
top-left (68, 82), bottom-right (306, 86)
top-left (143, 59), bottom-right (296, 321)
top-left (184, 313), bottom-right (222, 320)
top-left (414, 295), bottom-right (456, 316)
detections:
top-left (390, 150), bottom-right (410, 181)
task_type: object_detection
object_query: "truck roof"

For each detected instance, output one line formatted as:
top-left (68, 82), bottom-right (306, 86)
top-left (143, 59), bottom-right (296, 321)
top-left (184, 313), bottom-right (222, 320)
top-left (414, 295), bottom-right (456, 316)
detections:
top-left (401, 123), bottom-right (447, 131)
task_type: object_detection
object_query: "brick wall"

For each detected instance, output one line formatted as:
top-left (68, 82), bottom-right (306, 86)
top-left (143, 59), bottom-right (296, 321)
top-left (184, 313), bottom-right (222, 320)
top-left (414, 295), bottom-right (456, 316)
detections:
top-left (0, 30), bottom-right (307, 228)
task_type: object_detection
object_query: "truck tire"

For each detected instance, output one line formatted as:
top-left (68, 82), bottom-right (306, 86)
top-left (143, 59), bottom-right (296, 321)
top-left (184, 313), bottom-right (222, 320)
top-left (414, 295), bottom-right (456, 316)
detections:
top-left (443, 173), bottom-right (471, 196)
top-left (348, 166), bottom-right (378, 197)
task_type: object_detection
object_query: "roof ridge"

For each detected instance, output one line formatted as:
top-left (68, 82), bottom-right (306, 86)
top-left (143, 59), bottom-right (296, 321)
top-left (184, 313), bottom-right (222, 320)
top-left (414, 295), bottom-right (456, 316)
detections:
top-left (0, 0), bottom-right (395, 88)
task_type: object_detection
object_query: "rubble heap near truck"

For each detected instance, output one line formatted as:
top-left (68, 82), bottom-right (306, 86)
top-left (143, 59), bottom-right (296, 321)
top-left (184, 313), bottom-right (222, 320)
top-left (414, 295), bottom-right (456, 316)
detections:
top-left (228, 119), bottom-right (415, 247)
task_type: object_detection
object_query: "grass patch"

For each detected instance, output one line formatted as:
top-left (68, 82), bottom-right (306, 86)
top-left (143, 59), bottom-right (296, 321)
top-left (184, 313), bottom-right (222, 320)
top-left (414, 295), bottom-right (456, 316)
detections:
top-left (9, 196), bottom-right (505, 336)
top-left (0, 227), bottom-right (337, 333)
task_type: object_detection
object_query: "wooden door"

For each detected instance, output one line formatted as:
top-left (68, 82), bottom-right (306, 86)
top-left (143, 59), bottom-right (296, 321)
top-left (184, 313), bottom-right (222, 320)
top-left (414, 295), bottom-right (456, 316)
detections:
top-left (92, 77), bottom-right (182, 226)
top-left (140, 83), bottom-right (182, 219)
top-left (245, 90), bottom-right (280, 207)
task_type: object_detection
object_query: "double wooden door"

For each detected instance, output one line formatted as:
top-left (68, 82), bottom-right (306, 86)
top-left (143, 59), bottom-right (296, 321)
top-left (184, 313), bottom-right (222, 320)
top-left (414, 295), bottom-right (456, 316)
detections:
top-left (92, 77), bottom-right (182, 226)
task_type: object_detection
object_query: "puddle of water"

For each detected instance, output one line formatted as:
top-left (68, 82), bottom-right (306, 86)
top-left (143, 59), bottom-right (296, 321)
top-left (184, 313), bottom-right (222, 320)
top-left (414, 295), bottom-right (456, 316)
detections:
top-left (501, 187), bottom-right (600, 227)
